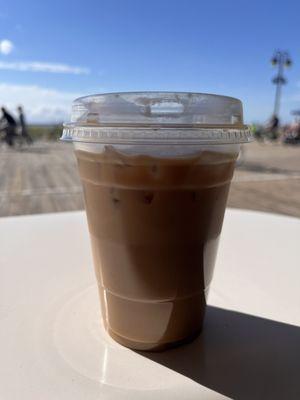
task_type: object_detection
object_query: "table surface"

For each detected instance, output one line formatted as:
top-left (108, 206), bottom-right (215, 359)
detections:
top-left (1, 209), bottom-right (300, 400)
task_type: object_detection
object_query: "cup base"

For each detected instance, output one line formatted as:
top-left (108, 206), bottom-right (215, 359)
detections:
top-left (107, 327), bottom-right (202, 352)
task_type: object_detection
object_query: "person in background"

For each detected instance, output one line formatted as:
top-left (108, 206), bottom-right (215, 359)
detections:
top-left (17, 106), bottom-right (33, 144)
top-left (0, 107), bottom-right (17, 147)
top-left (266, 114), bottom-right (280, 140)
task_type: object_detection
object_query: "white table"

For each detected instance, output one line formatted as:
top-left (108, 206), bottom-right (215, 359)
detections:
top-left (1, 209), bottom-right (300, 400)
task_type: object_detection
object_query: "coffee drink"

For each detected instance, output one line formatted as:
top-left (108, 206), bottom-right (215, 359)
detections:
top-left (75, 145), bottom-right (237, 350)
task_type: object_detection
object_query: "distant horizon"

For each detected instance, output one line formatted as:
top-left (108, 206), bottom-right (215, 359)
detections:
top-left (4, 88), bottom-right (297, 125)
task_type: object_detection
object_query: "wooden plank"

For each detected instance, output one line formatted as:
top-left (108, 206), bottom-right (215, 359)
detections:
top-left (0, 141), bottom-right (299, 218)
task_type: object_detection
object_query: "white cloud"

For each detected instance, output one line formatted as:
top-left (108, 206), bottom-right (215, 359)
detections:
top-left (0, 61), bottom-right (90, 74)
top-left (0, 83), bottom-right (83, 123)
top-left (0, 39), bottom-right (14, 55)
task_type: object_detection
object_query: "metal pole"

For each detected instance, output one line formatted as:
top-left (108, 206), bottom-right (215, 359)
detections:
top-left (273, 54), bottom-right (284, 116)
top-left (271, 51), bottom-right (292, 119)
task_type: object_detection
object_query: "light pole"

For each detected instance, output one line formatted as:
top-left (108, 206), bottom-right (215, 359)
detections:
top-left (271, 50), bottom-right (292, 118)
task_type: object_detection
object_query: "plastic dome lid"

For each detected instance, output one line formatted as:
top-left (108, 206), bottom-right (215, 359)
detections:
top-left (61, 91), bottom-right (252, 145)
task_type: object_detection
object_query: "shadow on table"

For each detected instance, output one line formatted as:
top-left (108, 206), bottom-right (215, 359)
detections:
top-left (137, 306), bottom-right (300, 400)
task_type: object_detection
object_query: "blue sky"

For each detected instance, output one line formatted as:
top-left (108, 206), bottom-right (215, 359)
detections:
top-left (0, 0), bottom-right (300, 123)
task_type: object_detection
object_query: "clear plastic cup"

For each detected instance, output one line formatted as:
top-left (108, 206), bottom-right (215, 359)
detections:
top-left (61, 92), bottom-right (252, 351)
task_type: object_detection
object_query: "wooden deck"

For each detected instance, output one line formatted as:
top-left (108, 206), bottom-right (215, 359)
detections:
top-left (0, 142), bottom-right (84, 217)
top-left (0, 141), bottom-right (300, 218)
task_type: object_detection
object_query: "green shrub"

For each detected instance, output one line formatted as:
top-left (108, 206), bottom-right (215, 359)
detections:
top-left (27, 124), bottom-right (63, 141)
